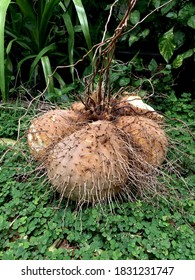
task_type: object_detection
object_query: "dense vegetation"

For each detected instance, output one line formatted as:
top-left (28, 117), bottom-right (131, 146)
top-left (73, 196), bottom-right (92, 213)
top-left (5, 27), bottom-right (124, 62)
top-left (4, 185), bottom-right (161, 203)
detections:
top-left (0, 0), bottom-right (194, 260)
top-left (0, 0), bottom-right (195, 101)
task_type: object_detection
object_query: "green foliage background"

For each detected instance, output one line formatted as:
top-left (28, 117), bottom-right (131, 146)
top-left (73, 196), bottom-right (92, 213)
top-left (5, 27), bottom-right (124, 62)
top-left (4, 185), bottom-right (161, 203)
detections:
top-left (0, 0), bottom-right (195, 101)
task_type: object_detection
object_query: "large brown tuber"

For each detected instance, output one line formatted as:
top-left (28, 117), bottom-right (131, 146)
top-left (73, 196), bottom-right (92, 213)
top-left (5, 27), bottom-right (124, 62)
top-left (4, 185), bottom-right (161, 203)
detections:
top-left (114, 115), bottom-right (168, 167)
top-left (27, 109), bottom-right (88, 161)
top-left (27, 93), bottom-right (169, 205)
top-left (46, 120), bottom-right (130, 203)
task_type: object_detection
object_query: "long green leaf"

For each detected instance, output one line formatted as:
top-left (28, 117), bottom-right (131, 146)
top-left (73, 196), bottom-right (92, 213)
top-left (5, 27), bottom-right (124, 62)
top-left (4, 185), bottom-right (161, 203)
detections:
top-left (54, 72), bottom-right (66, 88)
top-left (5, 26), bottom-right (38, 51)
top-left (15, 0), bottom-right (36, 19)
top-left (4, 39), bottom-right (15, 94)
top-left (0, 0), bottom-right (11, 101)
top-left (6, 39), bottom-right (16, 55)
top-left (38, 0), bottom-right (45, 25)
top-left (17, 54), bottom-right (37, 73)
top-left (60, 1), bottom-right (75, 80)
top-left (39, 0), bottom-right (61, 48)
top-left (72, 0), bottom-right (92, 59)
top-left (41, 56), bottom-right (55, 94)
top-left (29, 43), bottom-right (56, 82)
top-left (15, 0), bottom-right (39, 47)
top-left (4, 55), bottom-right (13, 96)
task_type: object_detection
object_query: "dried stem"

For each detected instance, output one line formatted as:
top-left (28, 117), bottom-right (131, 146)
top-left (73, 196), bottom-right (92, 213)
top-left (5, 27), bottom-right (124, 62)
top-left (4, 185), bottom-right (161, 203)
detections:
top-left (93, 0), bottom-right (137, 107)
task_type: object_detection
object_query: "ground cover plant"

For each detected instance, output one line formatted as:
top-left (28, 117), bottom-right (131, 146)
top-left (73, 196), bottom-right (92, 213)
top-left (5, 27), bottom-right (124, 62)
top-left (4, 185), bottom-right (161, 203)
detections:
top-left (0, 87), bottom-right (194, 260)
top-left (0, 0), bottom-right (194, 260)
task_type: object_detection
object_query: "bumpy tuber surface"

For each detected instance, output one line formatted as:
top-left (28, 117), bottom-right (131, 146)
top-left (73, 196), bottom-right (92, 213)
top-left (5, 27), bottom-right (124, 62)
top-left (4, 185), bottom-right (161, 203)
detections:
top-left (46, 120), bottom-right (130, 204)
top-left (114, 115), bottom-right (168, 167)
top-left (27, 109), bottom-right (88, 161)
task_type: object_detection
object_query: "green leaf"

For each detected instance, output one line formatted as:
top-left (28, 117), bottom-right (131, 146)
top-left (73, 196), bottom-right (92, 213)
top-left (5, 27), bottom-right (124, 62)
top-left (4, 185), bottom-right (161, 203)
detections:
top-left (166, 12), bottom-right (177, 19)
top-left (5, 26), bottom-right (35, 51)
top-left (172, 49), bottom-right (194, 68)
top-left (141, 28), bottom-right (150, 38)
top-left (5, 39), bottom-right (16, 55)
top-left (39, 0), bottom-right (61, 48)
top-left (152, 0), bottom-right (160, 9)
top-left (0, 215), bottom-right (9, 230)
top-left (72, 0), bottom-right (92, 58)
top-left (0, 138), bottom-right (16, 146)
top-left (161, 0), bottom-right (176, 16)
top-left (130, 10), bottom-right (140, 25)
top-left (0, 0), bottom-right (11, 101)
top-left (178, 4), bottom-right (195, 23)
top-left (110, 72), bottom-right (122, 83)
top-left (60, 84), bottom-right (75, 94)
top-left (60, 1), bottom-right (75, 80)
top-left (54, 72), bottom-right (66, 88)
top-left (15, 0), bottom-right (36, 19)
top-left (159, 28), bottom-right (176, 63)
top-left (17, 53), bottom-right (35, 67)
top-left (129, 34), bottom-right (139, 46)
top-left (15, 0), bottom-right (39, 46)
top-left (187, 16), bottom-right (195, 29)
top-left (4, 55), bottom-right (13, 95)
top-left (119, 77), bottom-right (130, 87)
top-left (173, 56), bottom-right (184, 68)
top-left (41, 56), bottom-right (55, 94)
top-left (148, 58), bottom-right (158, 72)
top-left (174, 31), bottom-right (185, 49)
top-left (29, 43), bottom-right (56, 81)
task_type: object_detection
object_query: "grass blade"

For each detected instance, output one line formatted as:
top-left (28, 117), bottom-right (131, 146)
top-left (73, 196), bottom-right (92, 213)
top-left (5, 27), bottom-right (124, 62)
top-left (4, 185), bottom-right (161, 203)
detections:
top-left (39, 0), bottom-right (61, 48)
top-left (60, 1), bottom-right (75, 80)
top-left (72, 0), bottom-right (92, 59)
top-left (54, 72), bottom-right (66, 88)
top-left (5, 26), bottom-right (38, 51)
top-left (17, 54), bottom-right (36, 75)
top-left (0, 0), bottom-right (11, 101)
top-left (15, 0), bottom-right (39, 47)
top-left (41, 56), bottom-right (55, 94)
top-left (15, 0), bottom-right (36, 19)
top-left (29, 43), bottom-right (56, 82)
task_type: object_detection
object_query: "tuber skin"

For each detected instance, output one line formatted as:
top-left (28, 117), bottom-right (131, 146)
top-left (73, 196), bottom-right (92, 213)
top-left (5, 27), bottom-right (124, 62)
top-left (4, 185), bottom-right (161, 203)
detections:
top-left (27, 109), bottom-right (88, 161)
top-left (114, 115), bottom-right (168, 167)
top-left (46, 120), bottom-right (130, 204)
top-left (27, 92), bottom-right (169, 205)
